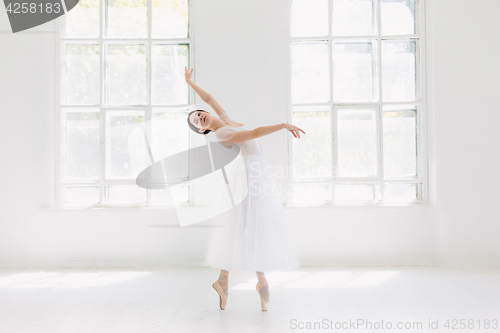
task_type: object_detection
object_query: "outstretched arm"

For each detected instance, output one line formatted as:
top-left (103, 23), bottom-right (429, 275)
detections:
top-left (223, 123), bottom-right (305, 144)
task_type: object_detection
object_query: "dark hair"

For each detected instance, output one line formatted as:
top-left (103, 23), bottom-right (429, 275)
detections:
top-left (187, 109), bottom-right (212, 135)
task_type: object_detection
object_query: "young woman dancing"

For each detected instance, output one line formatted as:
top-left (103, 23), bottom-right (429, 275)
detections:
top-left (185, 66), bottom-right (305, 311)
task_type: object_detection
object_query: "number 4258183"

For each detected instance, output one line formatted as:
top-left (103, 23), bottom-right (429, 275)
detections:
top-left (5, 2), bottom-right (62, 14)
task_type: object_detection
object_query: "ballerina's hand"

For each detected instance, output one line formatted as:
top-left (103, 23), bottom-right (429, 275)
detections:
top-left (184, 66), bottom-right (193, 82)
top-left (283, 123), bottom-right (306, 138)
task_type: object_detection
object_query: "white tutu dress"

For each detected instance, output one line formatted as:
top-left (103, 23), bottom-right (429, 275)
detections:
top-left (203, 112), bottom-right (301, 272)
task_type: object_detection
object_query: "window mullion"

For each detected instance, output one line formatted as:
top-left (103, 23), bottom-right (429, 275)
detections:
top-left (328, 0), bottom-right (335, 203)
top-left (55, 19), bottom-right (61, 208)
top-left (99, 0), bottom-right (104, 205)
top-left (147, 0), bottom-right (152, 204)
top-left (100, 111), bottom-right (105, 204)
top-left (332, 105), bottom-right (338, 195)
top-left (376, 0), bottom-right (384, 201)
top-left (286, 0), bottom-right (293, 206)
top-left (188, 0), bottom-right (195, 207)
top-left (291, 35), bottom-right (420, 42)
top-left (419, 0), bottom-right (428, 203)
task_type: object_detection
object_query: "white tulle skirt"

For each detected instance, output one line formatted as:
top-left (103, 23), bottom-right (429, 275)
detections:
top-left (203, 153), bottom-right (301, 272)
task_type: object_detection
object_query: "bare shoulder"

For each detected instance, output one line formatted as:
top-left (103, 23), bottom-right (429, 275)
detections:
top-left (208, 98), bottom-right (244, 127)
top-left (216, 111), bottom-right (244, 128)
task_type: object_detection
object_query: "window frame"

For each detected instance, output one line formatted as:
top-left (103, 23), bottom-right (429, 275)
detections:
top-left (287, 0), bottom-right (428, 206)
top-left (54, 0), bottom-right (196, 209)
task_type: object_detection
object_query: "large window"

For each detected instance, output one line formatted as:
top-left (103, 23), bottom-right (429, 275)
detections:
top-left (289, 0), bottom-right (427, 206)
top-left (56, 0), bottom-right (192, 208)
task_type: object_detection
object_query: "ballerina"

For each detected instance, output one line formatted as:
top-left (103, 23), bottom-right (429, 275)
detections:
top-left (184, 66), bottom-right (305, 311)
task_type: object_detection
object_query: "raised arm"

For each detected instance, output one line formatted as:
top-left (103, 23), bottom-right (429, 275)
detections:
top-left (184, 66), bottom-right (213, 104)
top-left (223, 123), bottom-right (305, 144)
top-left (207, 97), bottom-right (227, 117)
top-left (184, 66), bottom-right (228, 116)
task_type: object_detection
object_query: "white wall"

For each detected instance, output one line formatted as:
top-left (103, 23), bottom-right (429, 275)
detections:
top-left (427, 0), bottom-right (500, 268)
top-left (0, 0), bottom-right (498, 269)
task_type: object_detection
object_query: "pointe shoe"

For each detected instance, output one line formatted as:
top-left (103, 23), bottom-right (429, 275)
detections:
top-left (212, 280), bottom-right (228, 310)
top-left (255, 281), bottom-right (270, 311)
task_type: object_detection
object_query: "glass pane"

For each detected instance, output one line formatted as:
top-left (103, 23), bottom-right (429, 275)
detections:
top-left (383, 110), bottom-right (417, 178)
top-left (151, 185), bottom-right (189, 203)
top-left (292, 182), bottom-right (331, 205)
top-left (151, 111), bottom-right (190, 166)
top-left (106, 44), bottom-right (147, 105)
top-left (384, 183), bottom-right (418, 201)
top-left (334, 184), bottom-right (375, 201)
top-left (336, 109), bottom-right (378, 178)
top-left (333, 42), bottom-right (377, 102)
top-left (64, 111), bottom-right (100, 180)
top-left (65, 44), bottom-right (100, 105)
top-left (291, 0), bottom-right (328, 37)
top-left (106, 0), bottom-right (147, 38)
top-left (107, 185), bottom-right (147, 203)
top-left (382, 40), bottom-right (417, 102)
top-left (152, 0), bottom-right (189, 38)
top-left (292, 111), bottom-right (331, 179)
top-left (105, 111), bottom-right (146, 179)
top-left (63, 0), bottom-right (99, 38)
top-left (291, 42), bottom-right (330, 104)
top-left (65, 186), bottom-right (100, 203)
top-left (292, 105), bottom-right (330, 112)
top-left (152, 45), bottom-right (189, 105)
top-left (332, 0), bottom-right (376, 36)
top-left (381, 0), bottom-right (417, 35)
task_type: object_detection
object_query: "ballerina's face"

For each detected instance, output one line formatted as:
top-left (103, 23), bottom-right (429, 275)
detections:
top-left (189, 111), bottom-right (212, 133)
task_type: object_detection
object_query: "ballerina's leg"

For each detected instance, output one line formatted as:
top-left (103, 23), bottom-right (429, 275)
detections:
top-left (256, 271), bottom-right (269, 302)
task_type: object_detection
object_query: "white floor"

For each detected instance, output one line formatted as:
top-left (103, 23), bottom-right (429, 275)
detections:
top-left (0, 266), bottom-right (498, 333)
